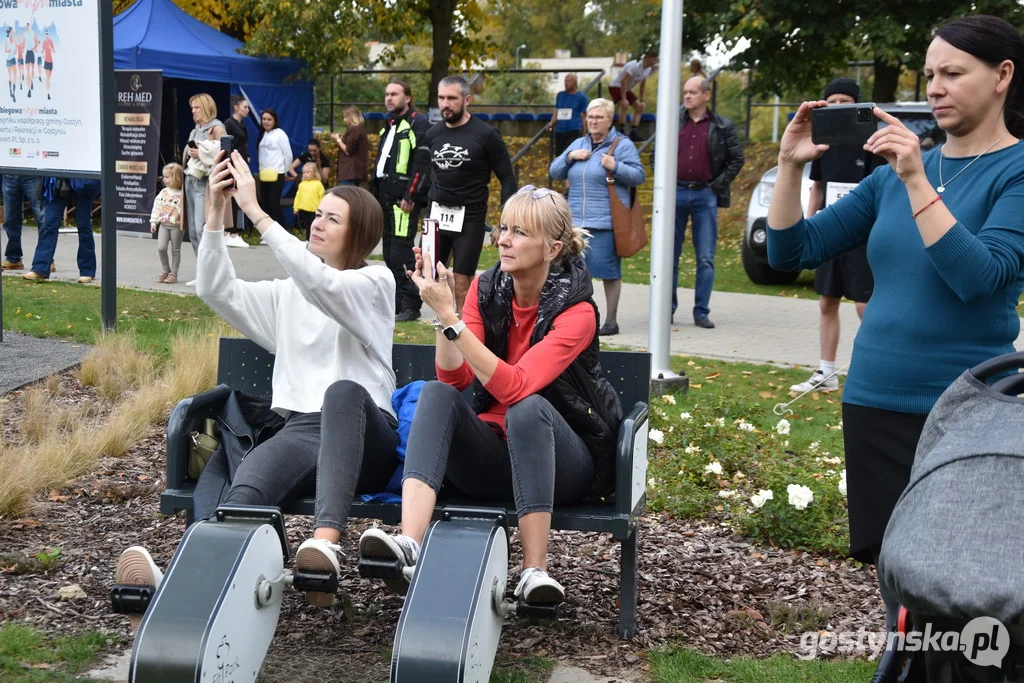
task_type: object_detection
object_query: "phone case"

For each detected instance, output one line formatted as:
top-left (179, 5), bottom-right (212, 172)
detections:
top-left (811, 103), bottom-right (877, 146)
top-left (421, 218), bottom-right (441, 281)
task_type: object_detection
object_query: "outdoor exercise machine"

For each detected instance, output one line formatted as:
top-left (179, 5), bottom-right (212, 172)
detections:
top-left (110, 504), bottom-right (557, 682)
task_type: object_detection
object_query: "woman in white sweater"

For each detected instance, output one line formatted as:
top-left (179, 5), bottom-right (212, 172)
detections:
top-left (115, 150), bottom-right (399, 617)
top-left (257, 107), bottom-right (292, 228)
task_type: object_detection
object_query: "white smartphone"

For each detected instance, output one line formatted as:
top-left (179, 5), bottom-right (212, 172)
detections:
top-left (421, 218), bottom-right (441, 281)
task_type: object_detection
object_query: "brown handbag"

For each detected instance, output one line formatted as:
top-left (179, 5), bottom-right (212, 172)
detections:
top-left (604, 138), bottom-right (647, 258)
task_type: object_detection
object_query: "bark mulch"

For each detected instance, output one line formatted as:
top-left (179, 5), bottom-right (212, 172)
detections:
top-left (0, 370), bottom-right (885, 682)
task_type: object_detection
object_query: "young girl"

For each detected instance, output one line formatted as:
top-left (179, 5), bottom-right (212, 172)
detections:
top-left (150, 163), bottom-right (184, 284)
top-left (293, 161), bottom-right (325, 240)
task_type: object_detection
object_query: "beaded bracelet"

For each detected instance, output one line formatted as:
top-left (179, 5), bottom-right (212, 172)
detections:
top-left (912, 195), bottom-right (943, 219)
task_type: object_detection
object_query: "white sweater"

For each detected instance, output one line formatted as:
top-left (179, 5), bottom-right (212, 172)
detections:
top-left (196, 225), bottom-right (397, 417)
top-left (258, 128), bottom-right (292, 174)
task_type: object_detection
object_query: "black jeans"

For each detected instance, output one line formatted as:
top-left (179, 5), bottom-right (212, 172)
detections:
top-left (403, 382), bottom-right (594, 516)
top-left (259, 177), bottom-right (285, 227)
top-left (380, 196), bottom-right (423, 313)
top-left (314, 380), bottom-right (400, 531)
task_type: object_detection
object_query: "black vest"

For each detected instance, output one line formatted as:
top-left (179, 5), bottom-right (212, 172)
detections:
top-left (472, 255), bottom-right (623, 496)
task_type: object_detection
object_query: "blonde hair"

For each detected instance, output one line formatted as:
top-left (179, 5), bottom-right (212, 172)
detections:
top-left (343, 105), bottom-right (364, 127)
top-left (587, 98), bottom-right (616, 120)
top-left (188, 93), bottom-right (218, 124)
top-left (302, 162), bottom-right (318, 178)
top-left (497, 189), bottom-right (586, 264)
top-left (162, 162), bottom-right (183, 190)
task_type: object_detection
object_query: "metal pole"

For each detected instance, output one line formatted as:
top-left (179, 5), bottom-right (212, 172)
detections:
top-left (648, 0), bottom-right (687, 392)
top-left (99, 0), bottom-right (117, 330)
top-left (330, 76), bottom-right (335, 131)
top-left (771, 94), bottom-right (780, 143)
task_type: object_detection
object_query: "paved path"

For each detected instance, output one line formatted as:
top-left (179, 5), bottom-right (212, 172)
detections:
top-left (5, 228), bottom-right (1024, 373)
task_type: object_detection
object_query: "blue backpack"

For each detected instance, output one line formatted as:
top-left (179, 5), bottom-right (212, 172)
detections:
top-left (360, 380), bottom-right (425, 504)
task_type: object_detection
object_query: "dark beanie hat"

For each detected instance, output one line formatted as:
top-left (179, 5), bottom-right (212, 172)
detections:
top-left (823, 77), bottom-right (860, 102)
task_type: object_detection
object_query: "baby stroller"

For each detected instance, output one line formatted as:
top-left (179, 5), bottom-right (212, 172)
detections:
top-left (871, 351), bottom-right (1024, 683)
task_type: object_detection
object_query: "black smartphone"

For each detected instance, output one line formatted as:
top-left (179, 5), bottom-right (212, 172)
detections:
top-left (220, 135), bottom-right (235, 189)
top-left (811, 103), bottom-right (878, 146)
top-left (421, 218), bottom-right (441, 281)
top-left (187, 139), bottom-right (198, 149)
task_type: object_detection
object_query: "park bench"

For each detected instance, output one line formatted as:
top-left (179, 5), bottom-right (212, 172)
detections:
top-left (160, 337), bottom-right (651, 637)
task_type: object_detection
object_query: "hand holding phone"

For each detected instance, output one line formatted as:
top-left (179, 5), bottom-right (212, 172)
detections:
top-left (220, 136), bottom-right (235, 189)
top-left (421, 218), bottom-right (441, 281)
top-left (811, 103), bottom-right (878, 146)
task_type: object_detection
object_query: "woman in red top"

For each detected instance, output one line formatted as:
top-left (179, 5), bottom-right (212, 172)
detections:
top-left (356, 187), bottom-right (623, 603)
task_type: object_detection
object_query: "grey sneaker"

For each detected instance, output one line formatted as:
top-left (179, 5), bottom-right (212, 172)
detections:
top-left (513, 567), bottom-right (565, 604)
top-left (358, 528), bottom-right (419, 594)
top-left (790, 370), bottom-right (840, 393)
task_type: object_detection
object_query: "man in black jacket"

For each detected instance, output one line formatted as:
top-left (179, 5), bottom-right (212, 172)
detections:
top-left (672, 76), bottom-right (744, 329)
top-left (370, 79), bottom-right (432, 321)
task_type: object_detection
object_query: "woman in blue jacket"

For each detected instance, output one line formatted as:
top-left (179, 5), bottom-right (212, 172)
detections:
top-left (550, 98), bottom-right (645, 335)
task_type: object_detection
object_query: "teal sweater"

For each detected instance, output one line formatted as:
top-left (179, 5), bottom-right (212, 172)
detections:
top-left (768, 142), bottom-right (1024, 414)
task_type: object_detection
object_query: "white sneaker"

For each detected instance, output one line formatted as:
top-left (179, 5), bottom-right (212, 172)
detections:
top-left (224, 233), bottom-right (250, 248)
top-left (295, 538), bottom-right (343, 607)
top-left (115, 546), bottom-right (164, 634)
top-left (358, 528), bottom-right (419, 595)
top-left (185, 279), bottom-right (196, 287)
top-left (790, 370), bottom-right (840, 393)
top-left (514, 566), bottom-right (565, 604)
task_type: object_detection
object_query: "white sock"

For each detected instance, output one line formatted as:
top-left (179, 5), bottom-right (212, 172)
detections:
top-left (819, 360), bottom-right (836, 375)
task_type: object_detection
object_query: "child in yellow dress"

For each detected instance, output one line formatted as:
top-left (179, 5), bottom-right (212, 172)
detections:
top-left (294, 161), bottom-right (325, 240)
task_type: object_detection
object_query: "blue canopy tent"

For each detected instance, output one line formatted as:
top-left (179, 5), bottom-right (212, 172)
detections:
top-left (113, 0), bottom-right (312, 172)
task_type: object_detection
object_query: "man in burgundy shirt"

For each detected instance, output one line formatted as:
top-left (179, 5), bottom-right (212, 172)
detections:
top-left (672, 76), bottom-right (744, 328)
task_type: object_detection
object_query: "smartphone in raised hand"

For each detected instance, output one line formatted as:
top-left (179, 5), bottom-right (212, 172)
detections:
top-left (811, 103), bottom-right (878, 146)
top-left (421, 218), bottom-right (441, 281)
top-left (220, 135), bottom-right (235, 189)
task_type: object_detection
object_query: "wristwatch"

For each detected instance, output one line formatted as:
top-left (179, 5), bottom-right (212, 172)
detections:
top-left (443, 320), bottom-right (467, 341)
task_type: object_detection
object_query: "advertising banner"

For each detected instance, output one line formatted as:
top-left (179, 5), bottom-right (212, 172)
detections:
top-left (0, 0), bottom-right (102, 175)
top-left (113, 69), bottom-right (162, 233)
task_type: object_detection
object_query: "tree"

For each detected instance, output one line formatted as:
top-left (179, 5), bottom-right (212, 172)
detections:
top-left (688, 0), bottom-right (1024, 103)
top-left (686, 0), bottom-right (1024, 103)
top-left (226, 0), bottom-right (495, 105)
top-left (113, 0), bottom-right (248, 40)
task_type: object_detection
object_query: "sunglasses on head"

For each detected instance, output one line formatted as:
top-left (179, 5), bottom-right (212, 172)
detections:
top-left (507, 186), bottom-right (571, 244)
top-left (517, 185), bottom-right (555, 201)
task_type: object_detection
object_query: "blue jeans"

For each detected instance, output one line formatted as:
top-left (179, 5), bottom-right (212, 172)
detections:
top-left (31, 191), bottom-right (97, 277)
top-left (672, 187), bottom-right (719, 319)
top-left (2, 174), bottom-right (44, 264)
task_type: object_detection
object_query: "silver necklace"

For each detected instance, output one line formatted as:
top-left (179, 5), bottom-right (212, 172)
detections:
top-left (937, 131), bottom-right (1010, 193)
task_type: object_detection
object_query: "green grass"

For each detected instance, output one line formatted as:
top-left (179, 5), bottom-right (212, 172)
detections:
top-left (2, 276), bottom-right (447, 352)
top-left (648, 647), bottom-right (877, 682)
top-left (0, 623), bottom-right (111, 682)
top-left (2, 277), bottom-right (219, 358)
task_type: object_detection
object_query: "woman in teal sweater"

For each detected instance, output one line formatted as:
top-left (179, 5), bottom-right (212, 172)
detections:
top-left (767, 15), bottom-right (1024, 631)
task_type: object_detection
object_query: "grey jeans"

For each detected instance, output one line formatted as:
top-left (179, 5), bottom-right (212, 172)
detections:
top-left (403, 381), bottom-right (594, 516)
top-left (184, 174), bottom-right (207, 256)
top-left (313, 380), bottom-right (400, 532)
top-left (156, 223), bottom-right (184, 273)
top-left (219, 411), bottom-right (320, 509)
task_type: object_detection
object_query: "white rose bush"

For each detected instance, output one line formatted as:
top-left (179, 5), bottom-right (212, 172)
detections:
top-left (645, 379), bottom-right (849, 555)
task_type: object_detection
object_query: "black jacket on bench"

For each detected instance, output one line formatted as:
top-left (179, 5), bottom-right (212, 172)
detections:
top-left (473, 254), bottom-right (623, 497)
top-left (193, 391), bottom-right (285, 521)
